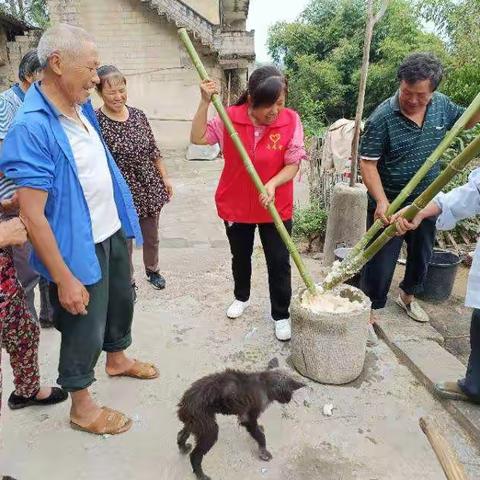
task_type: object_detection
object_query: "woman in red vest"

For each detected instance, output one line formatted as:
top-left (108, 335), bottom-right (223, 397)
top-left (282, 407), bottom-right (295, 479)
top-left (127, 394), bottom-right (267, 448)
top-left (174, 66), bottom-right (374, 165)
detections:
top-left (191, 66), bottom-right (306, 341)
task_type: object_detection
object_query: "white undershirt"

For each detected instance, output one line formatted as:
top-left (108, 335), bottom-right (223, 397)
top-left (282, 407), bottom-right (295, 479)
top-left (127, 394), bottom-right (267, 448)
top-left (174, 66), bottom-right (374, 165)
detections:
top-left (60, 107), bottom-right (121, 244)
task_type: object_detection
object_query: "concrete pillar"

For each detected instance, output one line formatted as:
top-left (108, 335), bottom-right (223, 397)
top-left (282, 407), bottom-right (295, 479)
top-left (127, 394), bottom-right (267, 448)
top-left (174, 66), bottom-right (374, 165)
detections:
top-left (323, 182), bottom-right (368, 266)
top-left (226, 67), bottom-right (247, 105)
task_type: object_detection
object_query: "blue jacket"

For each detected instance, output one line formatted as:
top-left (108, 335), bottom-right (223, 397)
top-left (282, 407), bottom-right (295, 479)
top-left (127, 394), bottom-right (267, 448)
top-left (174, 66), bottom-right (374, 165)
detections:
top-left (0, 82), bottom-right (142, 285)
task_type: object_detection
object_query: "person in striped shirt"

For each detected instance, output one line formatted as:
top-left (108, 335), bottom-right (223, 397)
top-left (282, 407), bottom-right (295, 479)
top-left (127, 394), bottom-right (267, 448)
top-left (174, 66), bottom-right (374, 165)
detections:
top-left (0, 50), bottom-right (53, 328)
top-left (359, 53), bottom-right (480, 343)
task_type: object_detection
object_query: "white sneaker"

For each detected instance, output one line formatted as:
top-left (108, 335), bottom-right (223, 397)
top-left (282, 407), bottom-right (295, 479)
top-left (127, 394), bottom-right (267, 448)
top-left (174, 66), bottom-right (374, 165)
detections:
top-left (226, 299), bottom-right (250, 319)
top-left (274, 318), bottom-right (291, 341)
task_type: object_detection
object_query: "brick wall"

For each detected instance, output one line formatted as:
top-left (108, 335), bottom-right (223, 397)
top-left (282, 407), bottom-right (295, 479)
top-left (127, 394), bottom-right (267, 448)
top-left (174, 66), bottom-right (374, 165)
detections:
top-left (48, 0), bottom-right (224, 152)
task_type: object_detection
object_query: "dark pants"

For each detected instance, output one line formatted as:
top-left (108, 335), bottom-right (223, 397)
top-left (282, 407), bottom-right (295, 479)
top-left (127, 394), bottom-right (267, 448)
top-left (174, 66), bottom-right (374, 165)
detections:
top-left (49, 230), bottom-right (133, 392)
top-left (12, 242), bottom-right (53, 323)
top-left (459, 309), bottom-right (480, 399)
top-left (360, 209), bottom-right (436, 310)
top-left (224, 220), bottom-right (292, 321)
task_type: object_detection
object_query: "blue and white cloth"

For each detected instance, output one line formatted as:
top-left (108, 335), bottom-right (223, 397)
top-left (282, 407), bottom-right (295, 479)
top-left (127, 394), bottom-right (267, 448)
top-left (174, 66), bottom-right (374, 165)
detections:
top-left (0, 84), bottom-right (25, 202)
top-left (434, 168), bottom-right (480, 309)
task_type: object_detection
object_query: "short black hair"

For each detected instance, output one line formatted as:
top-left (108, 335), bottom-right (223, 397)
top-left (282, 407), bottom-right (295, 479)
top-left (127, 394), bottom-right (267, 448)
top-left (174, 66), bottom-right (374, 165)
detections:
top-left (397, 52), bottom-right (444, 91)
top-left (18, 49), bottom-right (41, 82)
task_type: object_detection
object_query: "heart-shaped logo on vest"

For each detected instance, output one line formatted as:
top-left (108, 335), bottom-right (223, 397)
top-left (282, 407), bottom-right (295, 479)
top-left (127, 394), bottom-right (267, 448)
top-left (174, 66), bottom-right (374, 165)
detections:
top-left (268, 133), bottom-right (282, 150)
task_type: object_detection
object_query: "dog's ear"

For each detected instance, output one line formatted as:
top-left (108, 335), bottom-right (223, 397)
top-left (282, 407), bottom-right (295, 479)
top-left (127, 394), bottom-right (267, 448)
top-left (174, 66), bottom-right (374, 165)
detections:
top-left (267, 357), bottom-right (279, 370)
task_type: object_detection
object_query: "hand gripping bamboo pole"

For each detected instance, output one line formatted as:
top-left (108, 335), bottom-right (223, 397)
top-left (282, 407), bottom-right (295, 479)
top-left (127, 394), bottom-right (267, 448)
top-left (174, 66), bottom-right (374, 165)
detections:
top-left (178, 28), bottom-right (317, 295)
top-left (322, 132), bottom-right (480, 290)
top-left (342, 92), bottom-right (480, 267)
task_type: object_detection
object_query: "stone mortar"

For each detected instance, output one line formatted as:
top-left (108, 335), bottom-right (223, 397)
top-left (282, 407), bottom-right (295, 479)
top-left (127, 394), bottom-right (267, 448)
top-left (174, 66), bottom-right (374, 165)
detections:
top-left (291, 284), bottom-right (371, 385)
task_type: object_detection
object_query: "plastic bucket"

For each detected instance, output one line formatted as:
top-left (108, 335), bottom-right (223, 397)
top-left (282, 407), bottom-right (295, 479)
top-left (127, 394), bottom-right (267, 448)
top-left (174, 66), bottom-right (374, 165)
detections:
top-left (417, 249), bottom-right (461, 303)
top-left (334, 247), bottom-right (361, 288)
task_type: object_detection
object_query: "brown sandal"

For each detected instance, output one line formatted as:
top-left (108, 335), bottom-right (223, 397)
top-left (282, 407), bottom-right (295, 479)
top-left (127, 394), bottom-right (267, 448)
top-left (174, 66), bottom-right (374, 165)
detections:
top-left (70, 407), bottom-right (132, 435)
top-left (108, 360), bottom-right (159, 380)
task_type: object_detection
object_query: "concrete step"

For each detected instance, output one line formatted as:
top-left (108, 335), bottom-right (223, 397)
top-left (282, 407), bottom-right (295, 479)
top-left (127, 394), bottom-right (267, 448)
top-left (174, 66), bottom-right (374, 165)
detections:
top-left (376, 304), bottom-right (480, 445)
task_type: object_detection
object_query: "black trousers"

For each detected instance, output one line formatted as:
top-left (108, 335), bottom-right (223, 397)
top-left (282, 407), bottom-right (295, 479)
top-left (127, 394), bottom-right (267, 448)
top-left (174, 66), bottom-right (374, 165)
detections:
top-left (459, 309), bottom-right (480, 400)
top-left (360, 209), bottom-right (436, 310)
top-left (224, 220), bottom-right (292, 321)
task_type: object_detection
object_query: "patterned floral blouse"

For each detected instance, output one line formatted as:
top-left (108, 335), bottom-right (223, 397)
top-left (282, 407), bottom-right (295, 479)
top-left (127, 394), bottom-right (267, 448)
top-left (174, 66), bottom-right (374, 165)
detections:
top-left (96, 106), bottom-right (169, 218)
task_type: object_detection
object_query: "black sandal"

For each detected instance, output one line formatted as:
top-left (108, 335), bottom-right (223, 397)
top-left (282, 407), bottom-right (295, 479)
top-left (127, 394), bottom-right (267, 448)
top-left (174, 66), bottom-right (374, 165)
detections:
top-left (8, 387), bottom-right (68, 410)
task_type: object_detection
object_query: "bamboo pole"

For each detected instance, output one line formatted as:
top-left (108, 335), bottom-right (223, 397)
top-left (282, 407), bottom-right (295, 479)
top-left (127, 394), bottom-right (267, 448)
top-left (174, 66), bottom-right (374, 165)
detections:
top-left (419, 417), bottom-right (468, 480)
top-left (178, 28), bottom-right (317, 295)
top-left (342, 91), bottom-right (480, 267)
top-left (322, 132), bottom-right (480, 290)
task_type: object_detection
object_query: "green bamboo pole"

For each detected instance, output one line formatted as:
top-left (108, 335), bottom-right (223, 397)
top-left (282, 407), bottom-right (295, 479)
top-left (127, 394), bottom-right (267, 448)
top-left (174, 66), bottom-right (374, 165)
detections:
top-left (322, 133), bottom-right (480, 290)
top-left (342, 92), bottom-right (480, 266)
top-left (178, 28), bottom-right (317, 295)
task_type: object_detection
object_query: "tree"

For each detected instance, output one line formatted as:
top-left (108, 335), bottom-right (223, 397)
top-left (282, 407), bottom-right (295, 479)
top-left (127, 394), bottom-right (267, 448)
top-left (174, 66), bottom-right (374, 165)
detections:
top-left (0, 0), bottom-right (49, 27)
top-left (268, 0), bottom-right (446, 134)
top-left (419, 0), bottom-right (480, 106)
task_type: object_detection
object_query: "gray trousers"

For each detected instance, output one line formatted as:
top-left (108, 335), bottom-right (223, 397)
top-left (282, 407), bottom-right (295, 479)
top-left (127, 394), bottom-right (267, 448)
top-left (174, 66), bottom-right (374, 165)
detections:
top-left (12, 242), bottom-right (53, 323)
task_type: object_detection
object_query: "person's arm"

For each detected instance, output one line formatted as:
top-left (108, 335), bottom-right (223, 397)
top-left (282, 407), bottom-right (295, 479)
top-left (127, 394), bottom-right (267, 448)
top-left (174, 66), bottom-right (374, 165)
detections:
top-left (359, 115), bottom-right (390, 223)
top-left (360, 159), bottom-right (389, 214)
top-left (0, 217), bottom-right (27, 248)
top-left (260, 164), bottom-right (299, 208)
top-left (446, 96), bottom-right (480, 130)
top-left (394, 168), bottom-right (480, 235)
top-left (0, 124), bottom-right (89, 315)
top-left (155, 156), bottom-right (173, 199)
top-left (18, 188), bottom-right (89, 315)
top-left (143, 112), bottom-right (174, 199)
top-left (190, 80), bottom-right (218, 145)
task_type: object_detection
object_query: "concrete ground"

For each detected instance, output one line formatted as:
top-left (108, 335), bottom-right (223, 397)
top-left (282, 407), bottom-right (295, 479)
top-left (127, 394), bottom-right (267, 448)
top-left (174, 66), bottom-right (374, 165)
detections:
top-left (2, 157), bottom-right (480, 480)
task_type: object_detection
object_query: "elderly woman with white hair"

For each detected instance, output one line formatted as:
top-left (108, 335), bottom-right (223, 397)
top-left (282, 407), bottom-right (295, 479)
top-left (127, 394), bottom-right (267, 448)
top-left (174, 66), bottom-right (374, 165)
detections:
top-left (0, 23), bottom-right (158, 435)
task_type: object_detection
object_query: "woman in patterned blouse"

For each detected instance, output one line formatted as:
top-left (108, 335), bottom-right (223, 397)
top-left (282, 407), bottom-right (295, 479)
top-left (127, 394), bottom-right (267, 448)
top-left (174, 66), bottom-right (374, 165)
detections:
top-left (96, 65), bottom-right (173, 295)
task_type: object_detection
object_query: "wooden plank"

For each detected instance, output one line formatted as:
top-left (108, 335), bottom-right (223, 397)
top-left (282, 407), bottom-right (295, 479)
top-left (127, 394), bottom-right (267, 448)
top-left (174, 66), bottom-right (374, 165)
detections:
top-left (436, 231), bottom-right (446, 249)
top-left (419, 417), bottom-right (468, 480)
top-left (446, 232), bottom-right (459, 251)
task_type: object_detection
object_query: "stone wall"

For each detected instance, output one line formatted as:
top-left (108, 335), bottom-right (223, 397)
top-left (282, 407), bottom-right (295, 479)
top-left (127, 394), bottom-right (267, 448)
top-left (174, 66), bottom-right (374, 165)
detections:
top-left (0, 30), bottom-right (39, 92)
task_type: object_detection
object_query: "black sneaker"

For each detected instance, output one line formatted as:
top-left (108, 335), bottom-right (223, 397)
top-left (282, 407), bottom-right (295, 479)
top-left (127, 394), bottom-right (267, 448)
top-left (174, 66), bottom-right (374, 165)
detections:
top-left (132, 282), bottom-right (138, 303)
top-left (146, 271), bottom-right (166, 290)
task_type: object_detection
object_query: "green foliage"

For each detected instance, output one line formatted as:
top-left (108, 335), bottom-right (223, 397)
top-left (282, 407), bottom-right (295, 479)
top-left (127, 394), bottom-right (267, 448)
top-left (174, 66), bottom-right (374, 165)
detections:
top-left (419, 0), bottom-right (480, 107)
top-left (268, 0), bottom-right (447, 133)
top-left (292, 202), bottom-right (328, 249)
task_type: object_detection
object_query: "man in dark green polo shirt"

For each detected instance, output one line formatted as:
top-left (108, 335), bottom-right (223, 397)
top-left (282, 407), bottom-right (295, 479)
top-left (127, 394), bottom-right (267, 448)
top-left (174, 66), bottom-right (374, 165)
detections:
top-left (359, 52), bottom-right (480, 331)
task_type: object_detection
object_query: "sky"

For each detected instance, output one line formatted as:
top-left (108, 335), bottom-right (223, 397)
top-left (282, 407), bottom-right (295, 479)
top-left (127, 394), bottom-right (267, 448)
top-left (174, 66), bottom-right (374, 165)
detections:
top-left (246, 0), bottom-right (310, 63)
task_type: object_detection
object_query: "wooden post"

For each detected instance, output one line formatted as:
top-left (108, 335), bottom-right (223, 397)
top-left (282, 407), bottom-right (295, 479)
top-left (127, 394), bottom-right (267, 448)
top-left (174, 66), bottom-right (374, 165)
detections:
top-left (349, 0), bottom-right (389, 187)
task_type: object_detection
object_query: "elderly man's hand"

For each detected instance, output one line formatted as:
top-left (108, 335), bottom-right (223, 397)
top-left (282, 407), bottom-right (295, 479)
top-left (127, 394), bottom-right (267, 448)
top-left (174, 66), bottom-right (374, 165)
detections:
top-left (57, 274), bottom-right (90, 316)
top-left (0, 217), bottom-right (27, 248)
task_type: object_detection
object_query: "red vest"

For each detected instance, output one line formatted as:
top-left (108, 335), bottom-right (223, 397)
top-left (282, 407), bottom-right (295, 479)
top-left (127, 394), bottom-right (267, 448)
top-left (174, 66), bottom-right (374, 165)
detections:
top-left (215, 104), bottom-right (297, 224)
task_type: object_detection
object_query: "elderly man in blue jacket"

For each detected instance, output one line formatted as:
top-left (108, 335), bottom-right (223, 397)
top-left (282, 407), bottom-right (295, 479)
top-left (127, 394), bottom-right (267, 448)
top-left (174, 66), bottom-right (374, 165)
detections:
top-left (0, 23), bottom-right (159, 435)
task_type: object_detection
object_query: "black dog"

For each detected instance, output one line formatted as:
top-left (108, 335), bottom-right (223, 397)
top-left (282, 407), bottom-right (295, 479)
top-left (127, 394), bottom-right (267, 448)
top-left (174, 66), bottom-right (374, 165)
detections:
top-left (177, 368), bottom-right (305, 480)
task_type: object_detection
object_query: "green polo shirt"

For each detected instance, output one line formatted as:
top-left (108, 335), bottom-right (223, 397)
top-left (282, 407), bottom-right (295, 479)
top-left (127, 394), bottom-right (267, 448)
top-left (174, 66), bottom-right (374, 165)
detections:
top-left (360, 91), bottom-right (464, 208)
